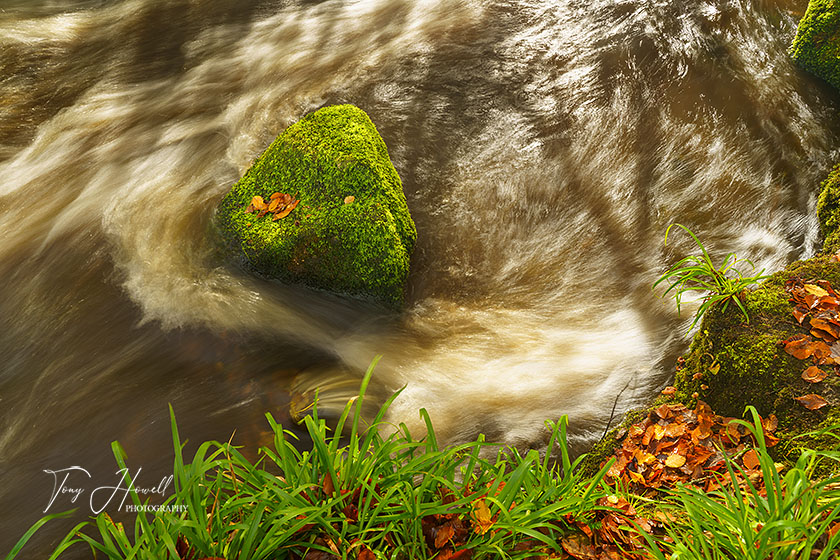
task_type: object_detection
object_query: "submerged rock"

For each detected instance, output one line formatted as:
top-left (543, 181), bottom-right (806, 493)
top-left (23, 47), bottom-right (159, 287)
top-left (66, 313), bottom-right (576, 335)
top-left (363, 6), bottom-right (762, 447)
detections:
top-left (790, 0), bottom-right (840, 91)
top-left (216, 105), bottom-right (416, 306)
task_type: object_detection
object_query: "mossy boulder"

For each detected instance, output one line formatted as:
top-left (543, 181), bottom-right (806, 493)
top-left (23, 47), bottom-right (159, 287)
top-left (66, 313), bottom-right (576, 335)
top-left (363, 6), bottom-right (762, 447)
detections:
top-left (790, 0), bottom-right (840, 91)
top-left (216, 105), bottom-right (416, 306)
top-left (672, 255), bottom-right (840, 452)
top-left (818, 163), bottom-right (840, 253)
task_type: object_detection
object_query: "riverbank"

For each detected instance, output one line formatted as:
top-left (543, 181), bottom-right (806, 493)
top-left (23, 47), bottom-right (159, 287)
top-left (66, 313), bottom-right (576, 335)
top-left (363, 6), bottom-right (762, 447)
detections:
top-left (8, 366), bottom-right (840, 560)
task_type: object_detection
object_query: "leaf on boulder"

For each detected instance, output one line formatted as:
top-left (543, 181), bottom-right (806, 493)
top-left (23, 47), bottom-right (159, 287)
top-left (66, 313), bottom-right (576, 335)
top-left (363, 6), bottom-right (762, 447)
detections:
top-left (344, 195), bottom-right (355, 204)
top-left (802, 366), bottom-right (827, 383)
top-left (762, 414), bottom-right (778, 433)
top-left (251, 196), bottom-right (267, 210)
top-left (275, 199), bottom-right (299, 219)
top-left (805, 283), bottom-right (830, 298)
top-left (794, 393), bottom-right (828, 410)
top-left (783, 335), bottom-right (815, 360)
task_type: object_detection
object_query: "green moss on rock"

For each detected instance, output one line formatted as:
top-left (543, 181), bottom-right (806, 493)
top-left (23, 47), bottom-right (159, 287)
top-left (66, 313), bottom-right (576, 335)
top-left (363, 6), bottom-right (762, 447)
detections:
top-left (673, 255), bottom-right (840, 447)
top-left (577, 408), bottom-right (650, 478)
top-left (216, 105), bottom-right (416, 306)
top-left (818, 163), bottom-right (840, 254)
top-left (790, 0), bottom-right (840, 91)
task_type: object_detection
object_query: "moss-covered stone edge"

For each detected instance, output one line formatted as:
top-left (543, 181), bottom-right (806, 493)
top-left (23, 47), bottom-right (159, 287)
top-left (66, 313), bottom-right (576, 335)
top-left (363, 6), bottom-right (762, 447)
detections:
top-left (790, 0), bottom-right (840, 91)
top-left (579, 255), bottom-right (840, 476)
top-left (819, 163), bottom-right (840, 254)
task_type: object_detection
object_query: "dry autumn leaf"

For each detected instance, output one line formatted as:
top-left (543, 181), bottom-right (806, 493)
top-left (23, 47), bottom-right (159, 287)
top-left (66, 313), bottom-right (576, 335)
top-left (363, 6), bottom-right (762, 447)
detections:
top-left (742, 449), bottom-right (760, 470)
top-left (794, 393), bottom-right (828, 410)
top-left (802, 366), bottom-right (827, 383)
top-left (435, 549), bottom-right (472, 560)
top-left (665, 454), bottom-right (686, 468)
top-left (653, 425), bottom-right (666, 440)
top-left (792, 306), bottom-right (808, 324)
top-left (322, 473), bottom-right (335, 497)
top-left (561, 535), bottom-right (598, 560)
top-left (357, 547), bottom-right (376, 560)
top-left (274, 199), bottom-right (299, 220)
top-left (783, 336), bottom-right (814, 360)
top-left (344, 195), bottom-right (355, 204)
top-left (664, 422), bottom-right (687, 438)
top-left (471, 498), bottom-right (494, 535)
top-left (251, 195), bottom-right (267, 210)
top-left (661, 386), bottom-right (676, 396)
top-left (628, 470), bottom-right (645, 484)
top-left (654, 403), bottom-right (672, 419)
top-left (805, 284), bottom-right (830, 298)
top-left (435, 524), bottom-right (455, 548)
top-left (270, 192), bottom-right (282, 200)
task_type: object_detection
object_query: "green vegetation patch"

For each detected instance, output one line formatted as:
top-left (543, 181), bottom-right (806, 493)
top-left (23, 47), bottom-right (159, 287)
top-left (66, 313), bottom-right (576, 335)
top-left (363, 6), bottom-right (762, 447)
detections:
top-left (673, 255), bottom-right (840, 454)
top-left (790, 0), bottom-right (840, 91)
top-left (819, 163), bottom-right (840, 254)
top-left (13, 376), bottom-right (840, 560)
top-left (216, 104), bottom-right (416, 307)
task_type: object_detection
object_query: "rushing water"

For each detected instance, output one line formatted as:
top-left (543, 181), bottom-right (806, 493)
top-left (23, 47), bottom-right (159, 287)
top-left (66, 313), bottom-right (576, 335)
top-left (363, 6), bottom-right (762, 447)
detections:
top-left (1, 0), bottom-right (839, 553)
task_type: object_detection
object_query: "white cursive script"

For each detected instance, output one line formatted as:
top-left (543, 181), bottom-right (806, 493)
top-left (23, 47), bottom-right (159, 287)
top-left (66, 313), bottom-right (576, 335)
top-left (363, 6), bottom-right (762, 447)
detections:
top-left (43, 466), bottom-right (173, 514)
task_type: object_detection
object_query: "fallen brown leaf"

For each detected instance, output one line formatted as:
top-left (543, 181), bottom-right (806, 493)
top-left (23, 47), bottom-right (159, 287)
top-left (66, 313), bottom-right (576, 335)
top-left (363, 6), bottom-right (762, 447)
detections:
top-left (794, 393), bottom-right (828, 410)
top-left (783, 335), bottom-right (814, 360)
top-left (561, 535), bottom-right (598, 560)
top-left (274, 199), bottom-right (299, 220)
top-left (471, 499), bottom-right (494, 535)
top-left (251, 196), bottom-right (267, 210)
top-left (802, 366), bottom-right (827, 383)
top-left (742, 449), bottom-right (760, 470)
top-left (805, 284), bottom-right (830, 298)
top-left (435, 524), bottom-right (455, 549)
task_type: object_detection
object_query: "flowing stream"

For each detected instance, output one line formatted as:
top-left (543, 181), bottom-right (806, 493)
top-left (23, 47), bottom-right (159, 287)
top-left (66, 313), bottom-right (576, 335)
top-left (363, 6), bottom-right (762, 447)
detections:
top-left (1, 0), bottom-right (839, 553)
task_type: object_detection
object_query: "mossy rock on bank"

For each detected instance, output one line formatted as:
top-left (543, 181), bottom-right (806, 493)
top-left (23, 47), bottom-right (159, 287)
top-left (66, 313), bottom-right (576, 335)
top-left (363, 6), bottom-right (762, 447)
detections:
top-left (790, 0), bottom-right (840, 91)
top-left (216, 105), bottom-right (416, 306)
top-left (818, 163), bottom-right (840, 253)
top-left (672, 255), bottom-right (840, 450)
